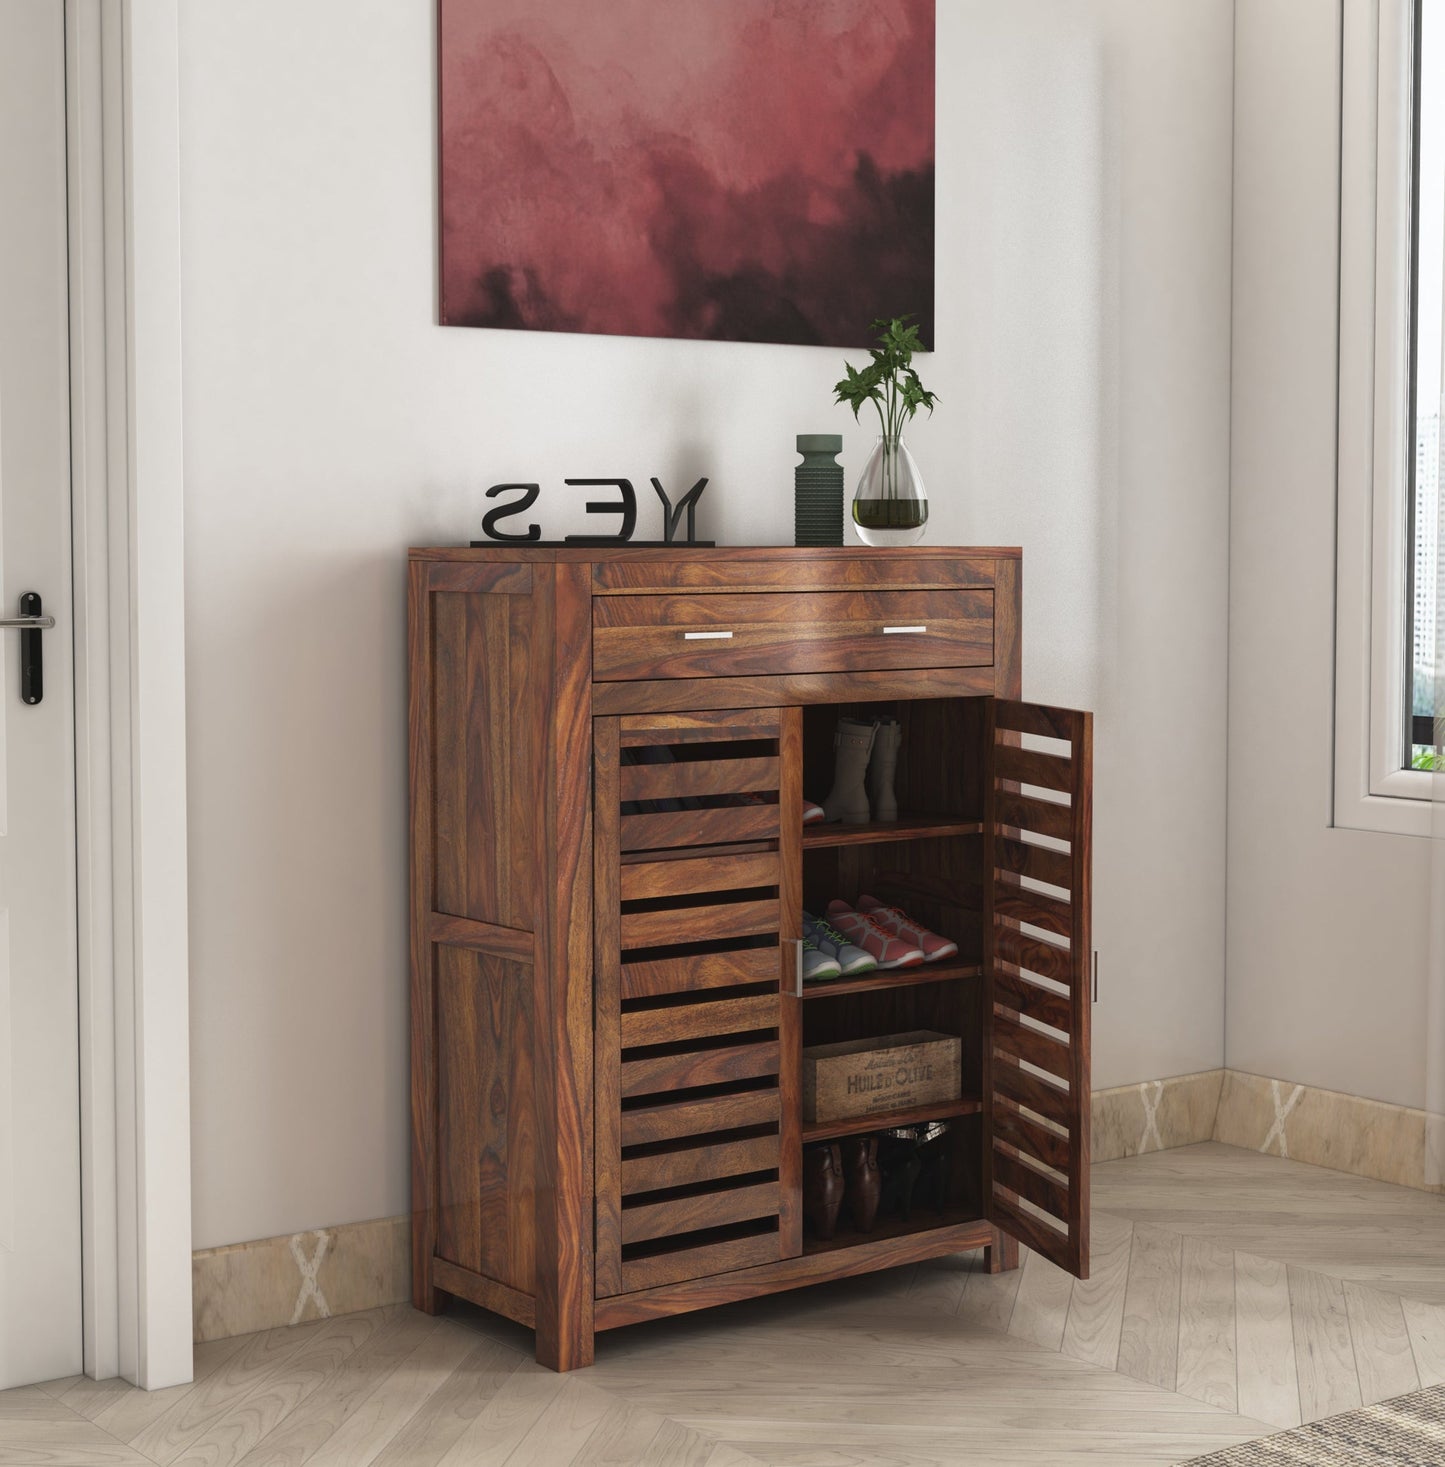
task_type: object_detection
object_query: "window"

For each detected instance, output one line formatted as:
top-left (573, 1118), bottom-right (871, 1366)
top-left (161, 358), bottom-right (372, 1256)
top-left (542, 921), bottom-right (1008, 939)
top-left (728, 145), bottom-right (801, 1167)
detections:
top-left (1410, 0), bottom-right (1444, 770)
top-left (1336, 0), bottom-right (1444, 835)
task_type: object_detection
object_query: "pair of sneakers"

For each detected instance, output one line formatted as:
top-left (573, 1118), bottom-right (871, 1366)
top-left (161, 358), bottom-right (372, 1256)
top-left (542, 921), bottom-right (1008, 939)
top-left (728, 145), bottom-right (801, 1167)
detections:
top-left (800, 899), bottom-right (958, 981)
top-left (826, 897), bottom-right (958, 971)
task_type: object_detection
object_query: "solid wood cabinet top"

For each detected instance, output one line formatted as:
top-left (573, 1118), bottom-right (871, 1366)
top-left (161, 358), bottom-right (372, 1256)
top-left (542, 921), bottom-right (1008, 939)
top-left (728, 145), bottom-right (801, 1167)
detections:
top-left (408, 545), bottom-right (1023, 562)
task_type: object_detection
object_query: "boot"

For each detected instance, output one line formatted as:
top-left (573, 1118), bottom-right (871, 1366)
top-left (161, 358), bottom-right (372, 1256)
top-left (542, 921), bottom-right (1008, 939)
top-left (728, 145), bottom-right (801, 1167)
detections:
top-left (803, 1144), bottom-right (845, 1240)
top-left (842, 1137), bottom-right (882, 1232)
top-left (820, 719), bottom-right (875, 824)
top-left (867, 718), bottom-right (901, 823)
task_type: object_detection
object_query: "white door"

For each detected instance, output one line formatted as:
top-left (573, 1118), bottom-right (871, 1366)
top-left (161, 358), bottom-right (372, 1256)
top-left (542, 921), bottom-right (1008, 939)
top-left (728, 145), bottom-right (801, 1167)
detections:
top-left (0, 1), bottom-right (84, 1388)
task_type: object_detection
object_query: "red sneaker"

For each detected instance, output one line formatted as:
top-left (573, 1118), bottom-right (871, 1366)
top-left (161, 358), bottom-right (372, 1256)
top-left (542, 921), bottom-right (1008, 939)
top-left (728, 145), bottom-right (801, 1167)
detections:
top-left (856, 895), bottom-right (959, 963)
top-left (825, 901), bottom-right (925, 969)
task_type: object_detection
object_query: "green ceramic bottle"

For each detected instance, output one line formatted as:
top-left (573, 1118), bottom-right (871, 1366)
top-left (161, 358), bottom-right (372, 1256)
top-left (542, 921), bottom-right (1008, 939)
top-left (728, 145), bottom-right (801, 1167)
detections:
top-left (794, 434), bottom-right (844, 547)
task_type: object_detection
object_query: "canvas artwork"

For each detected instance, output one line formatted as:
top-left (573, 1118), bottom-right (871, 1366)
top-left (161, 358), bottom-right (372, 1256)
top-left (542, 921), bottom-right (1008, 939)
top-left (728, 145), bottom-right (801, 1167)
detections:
top-left (438, 0), bottom-right (935, 348)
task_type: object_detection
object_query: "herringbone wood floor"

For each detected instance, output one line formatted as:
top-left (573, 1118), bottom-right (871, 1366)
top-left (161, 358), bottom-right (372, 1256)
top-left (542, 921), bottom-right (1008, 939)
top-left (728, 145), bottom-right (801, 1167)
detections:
top-left (6, 1144), bottom-right (1445, 1467)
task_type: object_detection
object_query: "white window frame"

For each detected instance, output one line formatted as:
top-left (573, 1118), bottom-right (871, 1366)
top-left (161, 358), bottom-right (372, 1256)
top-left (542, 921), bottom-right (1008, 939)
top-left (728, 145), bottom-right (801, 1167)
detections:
top-left (1335, 0), bottom-right (1432, 836)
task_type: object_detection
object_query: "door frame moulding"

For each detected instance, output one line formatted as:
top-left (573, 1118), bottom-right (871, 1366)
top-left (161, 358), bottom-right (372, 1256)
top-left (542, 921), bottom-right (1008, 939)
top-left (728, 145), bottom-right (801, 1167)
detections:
top-left (65, 0), bottom-right (192, 1389)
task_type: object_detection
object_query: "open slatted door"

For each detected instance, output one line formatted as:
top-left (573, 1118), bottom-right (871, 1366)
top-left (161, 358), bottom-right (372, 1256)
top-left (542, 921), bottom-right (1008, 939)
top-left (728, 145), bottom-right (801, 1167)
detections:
top-left (982, 698), bottom-right (1092, 1279)
top-left (593, 707), bottom-right (802, 1298)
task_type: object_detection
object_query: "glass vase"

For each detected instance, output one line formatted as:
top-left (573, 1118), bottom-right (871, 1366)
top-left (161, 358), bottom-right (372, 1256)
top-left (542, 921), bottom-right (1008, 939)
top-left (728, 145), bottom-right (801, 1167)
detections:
top-left (852, 435), bottom-right (928, 546)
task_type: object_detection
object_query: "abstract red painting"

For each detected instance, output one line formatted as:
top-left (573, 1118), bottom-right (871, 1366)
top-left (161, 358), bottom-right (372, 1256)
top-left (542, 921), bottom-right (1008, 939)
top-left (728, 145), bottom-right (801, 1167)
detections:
top-left (438, 0), bottom-right (935, 347)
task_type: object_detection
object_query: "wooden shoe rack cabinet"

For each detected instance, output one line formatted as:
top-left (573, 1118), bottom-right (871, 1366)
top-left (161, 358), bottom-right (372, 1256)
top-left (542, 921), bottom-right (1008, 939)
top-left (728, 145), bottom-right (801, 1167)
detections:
top-left (408, 546), bottom-right (1093, 1370)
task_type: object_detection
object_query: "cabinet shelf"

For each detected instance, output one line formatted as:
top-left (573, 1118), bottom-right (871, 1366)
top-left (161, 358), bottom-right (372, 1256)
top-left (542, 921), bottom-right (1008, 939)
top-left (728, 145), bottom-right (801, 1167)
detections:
top-left (801, 1095), bottom-right (982, 1144)
top-left (800, 960), bottom-right (982, 1000)
top-left (803, 1204), bottom-right (987, 1257)
top-left (801, 815), bottom-right (982, 850)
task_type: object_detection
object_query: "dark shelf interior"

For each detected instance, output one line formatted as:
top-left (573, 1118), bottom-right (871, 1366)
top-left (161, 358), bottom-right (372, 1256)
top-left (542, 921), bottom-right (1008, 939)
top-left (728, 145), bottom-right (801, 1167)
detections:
top-left (801, 1095), bottom-right (982, 1144)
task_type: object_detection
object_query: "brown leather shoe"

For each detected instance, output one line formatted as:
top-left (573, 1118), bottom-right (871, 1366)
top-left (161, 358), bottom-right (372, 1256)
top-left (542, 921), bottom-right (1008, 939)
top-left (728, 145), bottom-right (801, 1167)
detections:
top-left (842, 1136), bottom-right (882, 1232)
top-left (802, 1144), bottom-right (845, 1240)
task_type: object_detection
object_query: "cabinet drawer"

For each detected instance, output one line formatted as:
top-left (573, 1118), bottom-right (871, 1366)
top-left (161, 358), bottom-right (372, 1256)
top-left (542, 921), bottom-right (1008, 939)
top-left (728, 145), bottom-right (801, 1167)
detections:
top-left (592, 590), bottom-right (994, 681)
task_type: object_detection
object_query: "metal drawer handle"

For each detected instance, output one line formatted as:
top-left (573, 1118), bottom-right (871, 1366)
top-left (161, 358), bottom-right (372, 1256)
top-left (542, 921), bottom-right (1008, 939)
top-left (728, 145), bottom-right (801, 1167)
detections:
top-left (882, 625), bottom-right (927, 635)
top-left (682, 630), bottom-right (734, 640)
top-left (795, 938), bottom-right (804, 998)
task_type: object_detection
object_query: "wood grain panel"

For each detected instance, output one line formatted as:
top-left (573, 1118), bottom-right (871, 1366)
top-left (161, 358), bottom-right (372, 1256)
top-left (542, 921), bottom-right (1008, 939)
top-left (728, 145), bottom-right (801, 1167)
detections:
top-left (620, 947), bottom-right (779, 1000)
top-left (619, 1040), bottom-right (780, 1099)
top-left (619, 804), bottom-right (779, 854)
top-left (434, 945), bottom-right (536, 1294)
top-left (594, 590), bottom-right (994, 681)
top-left (425, 560), bottom-right (534, 594)
top-left (619, 756), bottom-right (778, 804)
top-left (620, 851), bottom-right (778, 902)
top-left (428, 912), bottom-right (534, 964)
top-left (619, 993), bottom-right (779, 1049)
top-left (621, 1182), bottom-right (780, 1246)
top-left (533, 560), bottom-right (595, 1370)
top-left (993, 700), bottom-right (1083, 741)
top-left (619, 1088), bottom-right (780, 1148)
top-left (620, 1134), bottom-right (780, 1195)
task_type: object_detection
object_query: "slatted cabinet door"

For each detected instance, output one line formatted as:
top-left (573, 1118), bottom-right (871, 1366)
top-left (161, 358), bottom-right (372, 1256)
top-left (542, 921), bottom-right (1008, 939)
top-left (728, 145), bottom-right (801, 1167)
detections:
top-left (594, 707), bottom-right (803, 1298)
top-left (982, 698), bottom-right (1093, 1279)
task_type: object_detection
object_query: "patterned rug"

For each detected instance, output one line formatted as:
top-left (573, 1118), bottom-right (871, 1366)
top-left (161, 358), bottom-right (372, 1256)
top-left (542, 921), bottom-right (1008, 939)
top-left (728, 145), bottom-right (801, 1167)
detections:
top-left (1184, 1384), bottom-right (1445, 1464)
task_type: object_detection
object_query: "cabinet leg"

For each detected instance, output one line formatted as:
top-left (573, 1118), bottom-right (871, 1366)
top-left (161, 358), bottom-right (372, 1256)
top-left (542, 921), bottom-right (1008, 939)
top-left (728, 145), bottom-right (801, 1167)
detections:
top-left (985, 1227), bottom-right (1020, 1275)
top-left (535, 1305), bottom-right (595, 1372)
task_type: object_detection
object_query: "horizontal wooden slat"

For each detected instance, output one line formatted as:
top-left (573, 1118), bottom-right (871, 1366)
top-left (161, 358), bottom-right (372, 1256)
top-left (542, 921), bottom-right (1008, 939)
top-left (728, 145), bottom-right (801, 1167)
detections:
top-left (620, 1040), bottom-right (780, 1099)
top-left (993, 968), bottom-right (1071, 1033)
top-left (994, 744), bottom-right (1073, 794)
top-left (993, 700), bottom-right (1084, 741)
top-left (620, 898), bottom-right (778, 950)
top-left (620, 708), bottom-right (782, 744)
top-left (992, 1148), bottom-right (1069, 1222)
top-left (593, 664), bottom-right (998, 717)
top-left (621, 947), bottom-right (780, 1001)
top-left (621, 1181), bottom-right (780, 1246)
top-left (992, 1012), bottom-right (1072, 1083)
top-left (992, 1055), bottom-right (1072, 1130)
top-left (620, 851), bottom-right (778, 902)
top-left (427, 912), bottom-right (534, 964)
top-left (992, 1100), bottom-right (1070, 1173)
top-left (431, 1257), bottom-right (536, 1327)
top-left (989, 1193), bottom-right (1070, 1265)
top-left (620, 1087), bottom-right (779, 1148)
top-left (618, 1229), bottom-right (779, 1294)
top-left (620, 756), bottom-right (778, 804)
top-left (994, 876), bottom-right (1072, 937)
top-left (994, 926), bottom-right (1073, 985)
top-left (620, 803), bottom-right (779, 853)
top-left (994, 837), bottom-right (1071, 890)
top-left (994, 791), bottom-right (1072, 842)
top-left (620, 993), bottom-right (779, 1049)
top-left (621, 1133), bottom-right (780, 1196)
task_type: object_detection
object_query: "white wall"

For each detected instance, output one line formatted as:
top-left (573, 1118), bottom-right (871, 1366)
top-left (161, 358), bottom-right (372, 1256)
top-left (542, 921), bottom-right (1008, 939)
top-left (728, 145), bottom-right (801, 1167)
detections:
top-left (1227, 0), bottom-right (1432, 1110)
top-left (179, 0), bottom-right (1234, 1249)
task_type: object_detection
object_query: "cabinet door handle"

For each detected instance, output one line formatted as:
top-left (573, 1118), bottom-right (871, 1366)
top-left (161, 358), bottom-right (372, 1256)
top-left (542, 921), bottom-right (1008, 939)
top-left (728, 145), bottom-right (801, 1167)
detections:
top-left (795, 938), bottom-right (803, 998)
top-left (683, 630), bottom-right (734, 640)
top-left (882, 625), bottom-right (927, 635)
